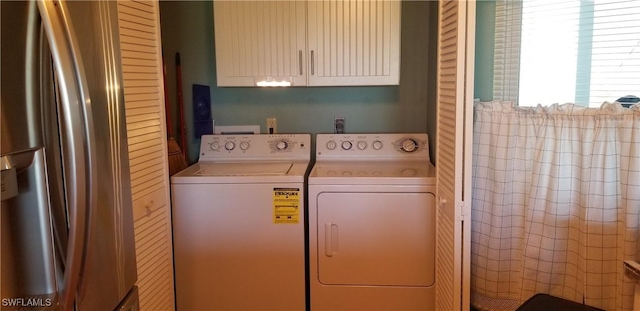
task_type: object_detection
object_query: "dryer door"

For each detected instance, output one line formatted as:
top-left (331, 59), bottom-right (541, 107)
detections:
top-left (317, 192), bottom-right (436, 287)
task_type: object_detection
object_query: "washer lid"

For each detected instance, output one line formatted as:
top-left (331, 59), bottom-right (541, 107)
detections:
top-left (195, 162), bottom-right (293, 176)
top-left (170, 160), bottom-right (310, 184)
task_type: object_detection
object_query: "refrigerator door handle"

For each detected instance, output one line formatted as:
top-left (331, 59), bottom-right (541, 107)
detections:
top-left (37, 1), bottom-right (97, 310)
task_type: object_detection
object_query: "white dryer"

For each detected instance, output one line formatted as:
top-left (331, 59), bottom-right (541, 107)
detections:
top-left (171, 134), bottom-right (311, 311)
top-left (308, 133), bottom-right (436, 311)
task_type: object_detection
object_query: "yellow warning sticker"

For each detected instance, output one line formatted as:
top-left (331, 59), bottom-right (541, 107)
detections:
top-left (273, 187), bottom-right (300, 224)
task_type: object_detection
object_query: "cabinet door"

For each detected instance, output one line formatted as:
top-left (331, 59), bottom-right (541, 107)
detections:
top-left (307, 0), bottom-right (401, 86)
top-left (214, 1), bottom-right (307, 87)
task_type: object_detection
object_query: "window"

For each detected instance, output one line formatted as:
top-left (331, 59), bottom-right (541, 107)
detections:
top-left (492, 0), bottom-right (640, 107)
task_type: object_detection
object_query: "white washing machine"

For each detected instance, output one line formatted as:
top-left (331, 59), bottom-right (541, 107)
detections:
top-left (171, 134), bottom-right (311, 311)
top-left (308, 133), bottom-right (436, 311)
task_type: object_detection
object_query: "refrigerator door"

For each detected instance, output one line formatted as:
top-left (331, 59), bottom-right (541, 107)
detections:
top-left (1, 1), bottom-right (59, 308)
top-left (39, 0), bottom-right (138, 309)
top-left (1, 0), bottom-right (137, 310)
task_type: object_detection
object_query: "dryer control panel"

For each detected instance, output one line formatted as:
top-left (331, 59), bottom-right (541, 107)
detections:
top-left (316, 133), bottom-right (430, 161)
top-left (199, 134), bottom-right (311, 160)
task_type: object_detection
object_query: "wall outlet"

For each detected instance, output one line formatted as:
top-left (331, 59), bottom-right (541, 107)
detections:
top-left (334, 117), bottom-right (345, 134)
top-left (266, 117), bottom-right (277, 134)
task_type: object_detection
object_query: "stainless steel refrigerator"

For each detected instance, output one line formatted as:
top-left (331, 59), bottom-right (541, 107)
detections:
top-left (1, 0), bottom-right (138, 310)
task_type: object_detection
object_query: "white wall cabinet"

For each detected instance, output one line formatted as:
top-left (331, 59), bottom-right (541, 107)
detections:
top-left (117, 1), bottom-right (176, 310)
top-left (214, 1), bottom-right (307, 87)
top-left (214, 0), bottom-right (401, 87)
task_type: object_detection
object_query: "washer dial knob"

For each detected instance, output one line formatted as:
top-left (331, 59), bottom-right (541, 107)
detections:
top-left (225, 141), bottom-right (236, 151)
top-left (357, 141), bottom-right (368, 150)
top-left (209, 142), bottom-right (220, 151)
top-left (240, 141), bottom-right (250, 150)
top-left (341, 141), bottom-right (353, 150)
top-left (276, 140), bottom-right (288, 150)
top-left (401, 139), bottom-right (418, 152)
top-left (326, 141), bottom-right (337, 150)
top-left (401, 168), bottom-right (418, 176)
top-left (372, 140), bottom-right (383, 150)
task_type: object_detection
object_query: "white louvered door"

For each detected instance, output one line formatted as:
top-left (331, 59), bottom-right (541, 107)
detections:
top-left (117, 1), bottom-right (175, 310)
top-left (213, 1), bottom-right (307, 87)
top-left (307, 0), bottom-right (401, 86)
top-left (435, 0), bottom-right (474, 310)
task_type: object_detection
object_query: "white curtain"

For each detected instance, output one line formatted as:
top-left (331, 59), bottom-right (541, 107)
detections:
top-left (471, 101), bottom-right (640, 311)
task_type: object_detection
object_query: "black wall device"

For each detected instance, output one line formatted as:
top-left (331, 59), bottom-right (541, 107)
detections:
top-left (192, 84), bottom-right (213, 138)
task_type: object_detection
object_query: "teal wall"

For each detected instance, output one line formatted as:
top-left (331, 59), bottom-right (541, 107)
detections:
top-left (159, 1), bottom-right (438, 163)
top-left (474, 1), bottom-right (495, 101)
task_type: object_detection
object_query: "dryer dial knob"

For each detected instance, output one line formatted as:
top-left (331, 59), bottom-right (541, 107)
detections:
top-left (401, 139), bottom-right (418, 153)
top-left (326, 140), bottom-right (337, 150)
top-left (240, 141), bottom-right (250, 150)
top-left (209, 142), bottom-right (220, 151)
top-left (276, 140), bottom-right (288, 150)
top-left (372, 140), bottom-right (383, 150)
top-left (225, 141), bottom-right (236, 151)
top-left (341, 141), bottom-right (353, 150)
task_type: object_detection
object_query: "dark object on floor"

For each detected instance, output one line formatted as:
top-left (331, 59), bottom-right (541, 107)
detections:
top-left (516, 294), bottom-right (604, 311)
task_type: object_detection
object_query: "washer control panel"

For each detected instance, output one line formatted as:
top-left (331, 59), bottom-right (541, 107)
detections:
top-left (316, 133), bottom-right (430, 161)
top-left (199, 134), bottom-right (310, 160)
